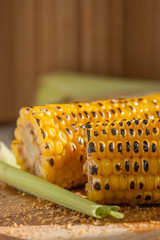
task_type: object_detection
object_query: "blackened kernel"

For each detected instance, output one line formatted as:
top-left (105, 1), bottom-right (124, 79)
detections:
top-left (101, 130), bottom-right (106, 135)
top-left (80, 125), bottom-right (85, 130)
top-left (146, 129), bottom-right (150, 136)
top-left (57, 116), bottom-right (63, 121)
top-left (117, 143), bottom-right (123, 153)
top-left (110, 109), bottom-right (116, 114)
top-left (111, 128), bottom-right (117, 136)
top-left (99, 143), bottom-right (105, 152)
top-left (40, 128), bottom-right (46, 139)
top-left (87, 130), bottom-right (91, 141)
top-left (117, 107), bottom-right (122, 113)
top-left (88, 142), bottom-right (96, 154)
top-left (136, 195), bottom-right (141, 199)
top-left (145, 113), bottom-right (150, 119)
top-left (120, 129), bottom-right (125, 137)
top-left (45, 143), bottom-right (50, 149)
top-left (134, 162), bottom-right (139, 172)
top-left (35, 118), bottom-right (40, 126)
top-left (94, 182), bottom-right (101, 190)
top-left (49, 158), bottom-right (54, 166)
top-left (109, 142), bottom-right (114, 152)
top-left (143, 160), bottom-right (149, 172)
top-left (105, 183), bottom-right (110, 190)
top-left (139, 182), bottom-right (144, 189)
top-left (102, 123), bottom-right (107, 127)
top-left (126, 141), bottom-right (131, 152)
top-left (152, 143), bottom-right (157, 152)
top-left (66, 128), bottom-right (72, 135)
top-left (143, 140), bottom-right (149, 152)
top-left (129, 129), bottom-right (135, 136)
top-left (138, 129), bottom-right (143, 136)
top-left (115, 164), bottom-right (120, 171)
top-left (91, 111), bottom-right (97, 117)
top-left (130, 181), bottom-right (135, 189)
top-left (125, 161), bottom-right (130, 172)
top-left (133, 141), bottom-right (139, 153)
top-left (110, 122), bottom-right (115, 127)
top-left (71, 113), bottom-right (76, 118)
top-left (124, 100), bottom-right (129, 103)
top-left (80, 155), bottom-right (83, 162)
top-left (134, 120), bottom-right (139, 125)
top-left (156, 111), bottom-right (160, 118)
top-left (98, 102), bottom-right (103, 106)
top-left (153, 127), bottom-right (158, 134)
top-left (86, 122), bottom-right (92, 129)
top-left (145, 195), bottom-right (151, 201)
top-left (99, 111), bottom-right (104, 117)
top-left (78, 104), bottom-right (82, 108)
top-left (119, 121), bottom-right (123, 127)
top-left (78, 113), bottom-right (84, 119)
top-left (94, 131), bottom-right (99, 137)
top-left (129, 105), bottom-right (135, 111)
top-left (126, 121), bottom-right (132, 126)
top-left (138, 98), bottom-right (143, 101)
top-left (84, 111), bottom-right (89, 118)
top-left (142, 119), bottom-right (148, 125)
top-left (90, 166), bottom-right (98, 175)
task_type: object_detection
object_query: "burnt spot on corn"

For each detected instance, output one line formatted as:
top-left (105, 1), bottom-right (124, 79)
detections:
top-left (102, 129), bottom-right (107, 134)
top-left (111, 128), bottom-right (117, 136)
top-left (78, 104), bottom-right (82, 108)
top-left (78, 113), bottom-right (84, 119)
top-left (90, 165), bottom-right (98, 175)
top-left (86, 122), bottom-right (92, 129)
top-left (145, 114), bottom-right (150, 119)
top-left (56, 106), bottom-right (62, 110)
top-left (125, 161), bottom-right (130, 172)
top-left (145, 195), bottom-right (151, 201)
top-left (99, 111), bottom-right (104, 117)
top-left (40, 128), bottom-right (46, 139)
top-left (94, 182), bottom-right (101, 190)
top-left (99, 143), bottom-right (105, 152)
top-left (119, 121), bottom-right (123, 127)
top-left (129, 129), bottom-right (135, 136)
top-left (138, 98), bottom-right (143, 101)
top-left (153, 127), bottom-right (158, 134)
top-left (129, 105), bottom-right (135, 111)
top-left (71, 124), bottom-right (78, 132)
top-left (134, 162), bottom-right (139, 172)
top-left (143, 140), bottom-right (149, 152)
top-left (49, 158), bottom-right (54, 166)
top-left (146, 129), bottom-right (150, 136)
top-left (57, 116), bottom-right (63, 121)
top-left (66, 128), bottom-right (72, 135)
top-left (110, 122), bottom-right (115, 127)
top-left (139, 182), bottom-right (144, 189)
top-left (110, 109), bottom-right (116, 114)
top-left (138, 129), bottom-right (143, 136)
top-left (120, 129), bottom-right (125, 137)
top-left (80, 155), bottom-right (83, 163)
top-left (117, 107), bottom-right (122, 113)
top-left (71, 143), bottom-right (76, 152)
top-left (87, 130), bottom-right (91, 141)
top-left (136, 195), bottom-right (141, 199)
top-left (143, 159), bottom-right (149, 172)
top-left (109, 142), bottom-right (114, 152)
top-left (84, 111), bottom-right (89, 118)
top-left (156, 111), bottom-right (160, 118)
top-left (94, 131), bottom-right (99, 137)
top-left (152, 143), bottom-right (157, 152)
top-left (105, 183), bottom-right (110, 190)
top-left (126, 141), bottom-right (131, 152)
top-left (80, 125), bottom-right (85, 130)
top-left (115, 164), bottom-right (120, 171)
top-left (88, 142), bottom-right (96, 154)
top-left (45, 143), bottom-right (50, 150)
top-left (98, 102), bottom-right (103, 107)
top-left (91, 111), bottom-right (97, 117)
top-left (126, 121), bottom-right (131, 127)
top-left (142, 119), bottom-right (148, 125)
top-left (102, 122), bottom-right (108, 127)
top-left (117, 143), bottom-right (123, 153)
top-left (133, 141), bottom-right (139, 153)
top-left (71, 113), bottom-right (76, 118)
top-left (35, 118), bottom-right (40, 126)
top-left (130, 181), bottom-right (135, 190)
top-left (134, 120), bottom-right (139, 125)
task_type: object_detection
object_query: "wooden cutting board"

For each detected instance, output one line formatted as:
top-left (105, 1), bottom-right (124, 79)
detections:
top-left (1, 182), bottom-right (160, 240)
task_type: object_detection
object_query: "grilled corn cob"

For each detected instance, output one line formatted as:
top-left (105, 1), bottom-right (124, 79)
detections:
top-left (86, 118), bottom-right (160, 204)
top-left (11, 93), bottom-right (160, 189)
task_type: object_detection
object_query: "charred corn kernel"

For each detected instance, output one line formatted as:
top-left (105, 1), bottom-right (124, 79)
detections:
top-left (11, 93), bottom-right (160, 189)
top-left (86, 118), bottom-right (160, 204)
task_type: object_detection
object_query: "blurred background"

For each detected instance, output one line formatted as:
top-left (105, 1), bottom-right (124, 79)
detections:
top-left (1, 0), bottom-right (160, 128)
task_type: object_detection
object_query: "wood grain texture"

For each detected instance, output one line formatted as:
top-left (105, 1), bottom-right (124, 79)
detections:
top-left (0, 0), bottom-right (160, 122)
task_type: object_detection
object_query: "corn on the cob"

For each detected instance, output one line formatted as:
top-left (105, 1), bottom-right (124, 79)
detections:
top-left (11, 93), bottom-right (160, 189)
top-left (86, 118), bottom-right (160, 204)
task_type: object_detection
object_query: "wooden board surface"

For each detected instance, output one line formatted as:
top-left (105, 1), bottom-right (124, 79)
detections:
top-left (1, 182), bottom-right (160, 239)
